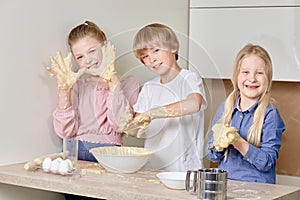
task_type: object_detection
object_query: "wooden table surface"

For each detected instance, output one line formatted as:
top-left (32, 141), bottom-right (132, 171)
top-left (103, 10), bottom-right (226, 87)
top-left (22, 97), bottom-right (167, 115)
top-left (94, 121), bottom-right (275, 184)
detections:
top-left (0, 161), bottom-right (299, 200)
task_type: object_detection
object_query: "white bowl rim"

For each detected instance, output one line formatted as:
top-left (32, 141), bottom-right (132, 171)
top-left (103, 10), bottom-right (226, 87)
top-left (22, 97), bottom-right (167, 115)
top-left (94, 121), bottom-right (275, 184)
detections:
top-left (156, 172), bottom-right (187, 181)
top-left (89, 146), bottom-right (155, 157)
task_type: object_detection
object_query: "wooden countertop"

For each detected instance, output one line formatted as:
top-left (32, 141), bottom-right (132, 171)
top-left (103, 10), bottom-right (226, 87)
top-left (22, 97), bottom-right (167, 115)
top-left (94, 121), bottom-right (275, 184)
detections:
top-left (0, 161), bottom-right (299, 200)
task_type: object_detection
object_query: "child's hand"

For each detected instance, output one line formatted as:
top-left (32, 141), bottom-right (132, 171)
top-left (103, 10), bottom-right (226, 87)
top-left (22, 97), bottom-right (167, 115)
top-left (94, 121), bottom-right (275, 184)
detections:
top-left (86, 42), bottom-right (117, 82)
top-left (119, 106), bottom-right (134, 133)
top-left (212, 123), bottom-right (240, 151)
top-left (47, 51), bottom-right (85, 91)
top-left (121, 111), bottom-right (152, 138)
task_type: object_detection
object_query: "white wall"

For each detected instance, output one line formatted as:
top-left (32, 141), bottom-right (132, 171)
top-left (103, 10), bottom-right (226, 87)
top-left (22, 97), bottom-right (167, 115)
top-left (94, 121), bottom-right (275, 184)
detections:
top-left (0, 0), bottom-right (189, 199)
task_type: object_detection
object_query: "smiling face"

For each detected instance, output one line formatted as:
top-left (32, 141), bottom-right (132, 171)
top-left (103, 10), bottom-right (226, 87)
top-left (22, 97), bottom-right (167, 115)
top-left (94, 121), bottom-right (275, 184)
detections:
top-left (133, 23), bottom-right (181, 82)
top-left (237, 54), bottom-right (267, 106)
top-left (140, 47), bottom-right (177, 76)
top-left (67, 21), bottom-right (106, 75)
top-left (71, 36), bottom-right (103, 73)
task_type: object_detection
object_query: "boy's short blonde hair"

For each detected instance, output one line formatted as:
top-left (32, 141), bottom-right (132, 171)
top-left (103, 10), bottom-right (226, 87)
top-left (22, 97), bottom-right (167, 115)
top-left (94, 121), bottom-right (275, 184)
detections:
top-left (133, 23), bottom-right (179, 62)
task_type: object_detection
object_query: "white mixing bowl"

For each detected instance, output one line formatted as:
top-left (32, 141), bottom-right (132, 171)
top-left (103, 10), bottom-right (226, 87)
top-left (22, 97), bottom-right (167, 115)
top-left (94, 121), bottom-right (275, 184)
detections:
top-left (90, 146), bottom-right (154, 173)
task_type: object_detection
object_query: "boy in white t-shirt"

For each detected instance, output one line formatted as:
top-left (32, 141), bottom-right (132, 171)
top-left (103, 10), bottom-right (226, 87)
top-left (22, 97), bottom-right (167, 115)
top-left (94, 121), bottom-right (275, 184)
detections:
top-left (123, 23), bottom-right (207, 171)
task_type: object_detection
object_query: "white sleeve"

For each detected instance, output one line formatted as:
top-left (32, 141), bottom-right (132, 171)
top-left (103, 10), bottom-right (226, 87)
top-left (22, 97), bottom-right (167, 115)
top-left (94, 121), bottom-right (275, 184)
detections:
top-left (132, 84), bottom-right (150, 113)
top-left (183, 71), bottom-right (207, 110)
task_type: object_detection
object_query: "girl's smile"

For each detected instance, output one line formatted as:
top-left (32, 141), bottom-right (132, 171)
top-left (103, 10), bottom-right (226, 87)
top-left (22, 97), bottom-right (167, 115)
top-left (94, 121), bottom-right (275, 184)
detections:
top-left (71, 36), bottom-right (102, 73)
top-left (237, 54), bottom-right (267, 109)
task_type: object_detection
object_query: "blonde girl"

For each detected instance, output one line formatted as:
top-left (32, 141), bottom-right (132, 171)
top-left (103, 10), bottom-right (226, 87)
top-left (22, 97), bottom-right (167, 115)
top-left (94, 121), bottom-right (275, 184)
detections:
top-left (206, 44), bottom-right (285, 184)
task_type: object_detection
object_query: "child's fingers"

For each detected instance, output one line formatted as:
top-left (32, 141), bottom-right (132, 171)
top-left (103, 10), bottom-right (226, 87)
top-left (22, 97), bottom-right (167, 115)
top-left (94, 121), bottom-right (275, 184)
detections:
top-left (49, 55), bottom-right (64, 75)
top-left (46, 67), bottom-right (57, 77)
top-left (55, 51), bottom-right (72, 74)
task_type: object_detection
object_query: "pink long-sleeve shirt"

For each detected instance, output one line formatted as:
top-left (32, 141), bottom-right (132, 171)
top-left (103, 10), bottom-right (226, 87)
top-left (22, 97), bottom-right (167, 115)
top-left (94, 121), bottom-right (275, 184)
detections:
top-left (52, 75), bottom-right (139, 145)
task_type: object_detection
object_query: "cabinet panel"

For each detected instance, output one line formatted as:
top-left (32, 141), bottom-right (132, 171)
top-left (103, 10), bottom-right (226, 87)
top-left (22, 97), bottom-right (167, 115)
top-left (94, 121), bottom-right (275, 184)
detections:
top-left (190, 0), bottom-right (300, 8)
top-left (189, 6), bottom-right (300, 81)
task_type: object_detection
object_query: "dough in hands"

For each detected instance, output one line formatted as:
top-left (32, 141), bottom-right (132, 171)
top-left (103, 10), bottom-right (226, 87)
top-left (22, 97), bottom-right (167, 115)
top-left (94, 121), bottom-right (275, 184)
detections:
top-left (101, 43), bottom-right (117, 81)
top-left (212, 123), bottom-right (239, 151)
top-left (120, 111), bottom-right (151, 138)
top-left (120, 106), bottom-right (172, 138)
top-left (47, 51), bottom-right (82, 91)
top-left (86, 42), bottom-right (117, 81)
top-left (119, 105), bottom-right (134, 133)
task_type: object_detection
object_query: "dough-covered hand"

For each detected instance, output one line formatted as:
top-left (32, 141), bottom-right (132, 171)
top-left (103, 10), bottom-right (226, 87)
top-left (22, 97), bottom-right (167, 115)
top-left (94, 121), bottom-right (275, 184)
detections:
top-left (47, 51), bottom-right (85, 91)
top-left (87, 42), bottom-right (116, 82)
top-left (121, 111), bottom-right (152, 138)
top-left (119, 106), bottom-right (134, 133)
top-left (212, 123), bottom-right (240, 151)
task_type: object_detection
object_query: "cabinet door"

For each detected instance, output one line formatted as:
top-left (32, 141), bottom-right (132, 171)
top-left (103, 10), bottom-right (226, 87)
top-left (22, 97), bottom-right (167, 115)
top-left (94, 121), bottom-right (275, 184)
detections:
top-left (190, 0), bottom-right (300, 8)
top-left (189, 6), bottom-right (300, 81)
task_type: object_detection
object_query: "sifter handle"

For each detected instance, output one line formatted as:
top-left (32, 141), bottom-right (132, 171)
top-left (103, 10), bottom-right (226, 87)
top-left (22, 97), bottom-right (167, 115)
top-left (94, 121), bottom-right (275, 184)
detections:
top-left (185, 170), bottom-right (198, 194)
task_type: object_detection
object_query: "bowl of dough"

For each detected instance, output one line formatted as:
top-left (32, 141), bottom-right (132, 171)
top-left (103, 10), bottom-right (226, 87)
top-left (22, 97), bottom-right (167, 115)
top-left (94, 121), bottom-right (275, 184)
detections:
top-left (90, 146), bottom-right (154, 173)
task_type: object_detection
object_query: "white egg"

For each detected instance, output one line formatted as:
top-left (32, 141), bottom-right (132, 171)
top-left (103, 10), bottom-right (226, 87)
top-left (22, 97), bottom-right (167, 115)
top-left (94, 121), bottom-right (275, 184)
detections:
top-left (65, 159), bottom-right (73, 171)
top-left (42, 157), bottom-right (52, 172)
top-left (50, 159), bottom-right (59, 173)
top-left (58, 160), bottom-right (69, 174)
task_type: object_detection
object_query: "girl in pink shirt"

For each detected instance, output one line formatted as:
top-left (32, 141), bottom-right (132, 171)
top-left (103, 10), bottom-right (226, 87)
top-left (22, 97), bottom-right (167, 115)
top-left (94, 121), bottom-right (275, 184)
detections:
top-left (48, 21), bottom-right (139, 163)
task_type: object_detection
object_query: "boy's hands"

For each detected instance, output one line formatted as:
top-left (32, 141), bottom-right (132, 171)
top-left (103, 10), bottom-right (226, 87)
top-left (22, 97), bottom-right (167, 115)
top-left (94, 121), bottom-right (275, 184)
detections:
top-left (212, 123), bottom-right (240, 151)
top-left (121, 110), bottom-right (152, 138)
top-left (47, 51), bottom-right (85, 91)
top-left (120, 106), bottom-right (171, 137)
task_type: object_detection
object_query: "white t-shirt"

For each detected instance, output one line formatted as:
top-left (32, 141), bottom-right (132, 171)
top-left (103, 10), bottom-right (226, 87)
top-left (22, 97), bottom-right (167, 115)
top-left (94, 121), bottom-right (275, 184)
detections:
top-left (133, 69), bottom-right (207, 171)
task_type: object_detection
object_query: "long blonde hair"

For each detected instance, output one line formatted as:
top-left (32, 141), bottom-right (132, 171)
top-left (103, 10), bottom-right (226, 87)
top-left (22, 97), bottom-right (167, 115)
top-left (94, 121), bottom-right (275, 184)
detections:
top-left (222, 44), bottom-right (273, 147)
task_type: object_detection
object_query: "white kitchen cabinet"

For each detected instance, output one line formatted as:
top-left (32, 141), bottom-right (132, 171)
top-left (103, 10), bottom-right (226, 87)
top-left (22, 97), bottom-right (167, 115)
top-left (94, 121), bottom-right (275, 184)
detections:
top-left (189, 1), bottom-right (300, 81)
top-left (190, 0), bottom-right (300, 8)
